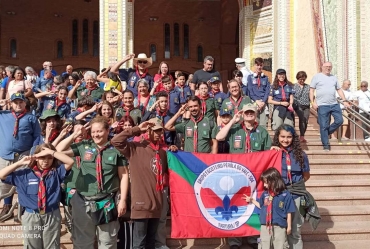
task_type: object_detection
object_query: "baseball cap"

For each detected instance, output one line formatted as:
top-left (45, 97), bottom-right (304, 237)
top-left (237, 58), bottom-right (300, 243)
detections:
top-left (209, 76), bottom-right (221, 83)
top-left (242, 103), bottom-right (257, 113)
top-left (276, 68), bottom-right (286, 74)
top-left (219, 109), bottom-right (232, 116)
top-left (235, 58), bottom-right (246, 64)
top-left (149, 118), bottom-right (163, 131)
top-left (10, 93), bottom-right (26, 102)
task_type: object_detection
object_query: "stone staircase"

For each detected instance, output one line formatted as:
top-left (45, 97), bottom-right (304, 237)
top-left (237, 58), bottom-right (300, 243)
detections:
top-left (0, 115), bottom-right (369, 248)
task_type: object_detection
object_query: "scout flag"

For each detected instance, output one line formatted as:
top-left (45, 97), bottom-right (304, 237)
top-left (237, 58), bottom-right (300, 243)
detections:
top-left (168, 150), bottom-right (282, 238)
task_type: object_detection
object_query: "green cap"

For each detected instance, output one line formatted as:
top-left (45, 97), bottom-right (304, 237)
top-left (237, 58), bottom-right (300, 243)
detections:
top-left (40, 109), bottom-right (59, 120)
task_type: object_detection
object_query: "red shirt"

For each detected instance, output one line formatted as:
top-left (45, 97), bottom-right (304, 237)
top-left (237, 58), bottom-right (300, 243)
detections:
top-left (153, 74), bottom-right (175, 93)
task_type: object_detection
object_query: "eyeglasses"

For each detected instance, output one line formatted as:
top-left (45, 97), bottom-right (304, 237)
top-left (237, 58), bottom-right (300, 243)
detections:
top-left (138, 61), bottom-right (147, 64)
top-left (361, 85), bottom-right (367, 87)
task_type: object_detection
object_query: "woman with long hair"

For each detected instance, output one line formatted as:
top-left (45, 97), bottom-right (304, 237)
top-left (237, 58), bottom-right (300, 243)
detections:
top-left (293, 71), bottom-right (310, 142)
top-left (268, 69), bottom-right (295, 131)
top-left (271, 124), bottom-right (312, 249)
top-left (39, 110), bottom-right (63, 145)
top-left (153, 61), bottom-right (174, 93)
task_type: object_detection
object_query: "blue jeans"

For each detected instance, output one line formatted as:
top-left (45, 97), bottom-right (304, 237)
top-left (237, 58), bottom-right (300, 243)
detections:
top-left (317, 104), bottom-right (343, 148)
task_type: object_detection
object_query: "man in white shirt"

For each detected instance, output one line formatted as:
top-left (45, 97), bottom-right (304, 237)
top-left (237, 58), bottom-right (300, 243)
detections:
top-left (334, 79), bottom-right (354, 139)
top-left (235, 58), bottom-right (252, 87)
top-left (354, 81), bottom-right (370, 141)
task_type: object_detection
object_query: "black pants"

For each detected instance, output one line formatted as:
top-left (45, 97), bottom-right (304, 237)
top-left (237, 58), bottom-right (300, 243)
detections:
top-left (295, 105), bottom-right (310, 136)
top-left (133, 218), bottom-right (160, 249)
top-left (360, 112), bottom-right (370, 139)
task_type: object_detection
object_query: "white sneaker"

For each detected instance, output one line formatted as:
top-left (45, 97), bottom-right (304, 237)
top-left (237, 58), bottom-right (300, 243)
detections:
top-left (365, 137), bottom-right (370, 142)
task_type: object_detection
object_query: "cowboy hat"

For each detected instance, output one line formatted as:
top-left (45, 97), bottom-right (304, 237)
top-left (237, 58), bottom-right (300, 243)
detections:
top-left (133, 53), bottom-right (153, 67)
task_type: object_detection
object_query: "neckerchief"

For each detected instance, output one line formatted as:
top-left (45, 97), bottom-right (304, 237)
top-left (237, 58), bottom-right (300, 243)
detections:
top-left (77, 107), bottom-right (84, 113)
top-left (55, 98), bottom-right (66, 111)
top-left (32, 165), bottom-right (51, 214)
top-left (48, 130), bottom-right (59, 143)
top-left (210, 89), bottom-right (220, 98)
top-left (266, 191), bottom-right (275, 234)
top-left (190, 113), bottom-right (203, 152)
top-left (148, 141), bottom-right (164, 191)
top-left (198, 94), bottom-right (210, 116)
top-left (12, 110), bottom-right (27, 138)
top-left (281, 147), bottom-right (292, 184)
top-left (136, 67), bottom-right (148, 79)
top-left (156, 108), bottom-right (168, 126)
top-left (96, 143), bottom-right (110, 192)
top-left (257, 75), bottom-right (261, 88)
top-left (86, 84), bottom-right (98, 95)
top-left (241, 122), bottom-right (258, 153)
top-left (177, 85), bottom-right (185, 98)
top-left (137, 94), bottom-right (150, 115)
top-left (230, 95), bottom-right (243, 114)
top-left (123, 106), bottom-right (134, 117)
top-left (279, 81), bottom-right (286, 101)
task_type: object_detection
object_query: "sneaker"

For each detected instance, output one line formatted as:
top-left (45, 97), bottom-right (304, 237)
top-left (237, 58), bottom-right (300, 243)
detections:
top-left (0, 204), bottom-right (14, 222)
top-left (323, 148), bottom-right (330, 152)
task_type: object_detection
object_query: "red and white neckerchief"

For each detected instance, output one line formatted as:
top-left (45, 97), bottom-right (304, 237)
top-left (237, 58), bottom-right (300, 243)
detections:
top-left (32, 165), bottom-right (51, 214)
top-left (190, 114), bottom-right (204, 153)
top-left (86, 85), bottom-right (98, 95)
top-left (136, 67), bottom-right (148, 79)
top-left (281, 147), bottom-right (292, 184)
top-left (148, 141), bottom-right (164, 191)
top-left (123, 106), bottom-right (135, 117)
top-left (137, 94), bottom-right (150, 115)
top-left (12, 110), bottom-right (27, 138)
top-left (266, 190), bottom-right (275, 234)
top-left (198, 94), bottom-right (210, 116)
top-left (278, 81), bottom-right (287, 101)
top-left (230, 95), bottom-right (243, 114)
top-left (240, 122), bottom-right (258, 153)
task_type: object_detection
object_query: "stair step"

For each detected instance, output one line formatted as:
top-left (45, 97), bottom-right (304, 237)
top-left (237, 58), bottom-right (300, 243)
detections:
top-left (302, 220), bottom-right (370, 241)
top-left (310, 168), bottom-right (370, 180)
top-left (308, 158), bottom-right (370, 169)
top-left (305, 150), bottom-right (370, 159)
top-left (310, 191), bottom-right (370, 205)
top-left (302, 240), bottom-right (370, 249)
top-left (306, 179), bottom-right (370, 191)
top-left (319, 205), bottom-right (370, 221)
top-left (302, 139), bottom-right (370, 150)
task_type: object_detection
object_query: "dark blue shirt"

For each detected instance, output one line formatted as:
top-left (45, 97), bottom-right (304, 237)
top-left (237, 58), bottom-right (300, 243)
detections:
top-left (168, 89), bottom-right (182, 114)
top-left (0, 111), bottom-right (41, 160)
top-left (1, 77), bottom-right (9, 89)
top-left (247, 75), bottom-right (271, 102)
top-left (42, 95), bottom-right (71, 118)
top-left (68, 109), bottom-right (96, 122)
top-left (126, 71), bottom-right (153, 97)
top-left (281, 150), bottom-right (310, 185)
top-left (175, 85), bottom-right (192, 103)
top-left (3, 165), bottom-right (68, 211)
top-left (210, 91), bottom-right (228, 110)
top-left (269, 83), bottom-right (295, 102)
top-left (258, 190), bottom-right (296, 228)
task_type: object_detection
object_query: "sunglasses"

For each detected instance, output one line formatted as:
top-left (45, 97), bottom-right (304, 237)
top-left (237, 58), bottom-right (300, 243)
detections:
top-left (138, 60), bottom-right (147, 64)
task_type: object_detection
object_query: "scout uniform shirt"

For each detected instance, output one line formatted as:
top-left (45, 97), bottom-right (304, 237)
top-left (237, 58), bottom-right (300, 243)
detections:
top-left (210, 91), bottom-right (228, 110)
top-left (115, 107), bottom-right (142, 125)
top-left (175, 85), bottom-right (192, 103)
top-left (200, 97), bottom-right (218, 124)
top-left (227, 124), bottom-right (271, 153)
top-left (270, 83), bottom-right (295, 102)
top-left (247, 74), bottom-right (271, 103)
top-left (167, 89), bottom-right (183, 114)
top-left (71, 140), bottom-right (127, 197)
top-left (76, 86), bottom-right (104, 102)
top-left (175, 116), bottom-right (217, 153)
top-left (42, 95), bottom-right (71, 119)
top-left (221, 96), bottom-right (252, 117)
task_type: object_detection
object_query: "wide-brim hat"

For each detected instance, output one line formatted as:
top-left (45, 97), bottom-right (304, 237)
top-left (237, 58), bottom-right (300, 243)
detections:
top-left (40, 109), bottom-right (60, 120)
top-left (242, 103), bottom-right (257, 113)
top-left (149, 117), bottom-right (163, 131)
top-left (133, 53), bottom-right (153, 67)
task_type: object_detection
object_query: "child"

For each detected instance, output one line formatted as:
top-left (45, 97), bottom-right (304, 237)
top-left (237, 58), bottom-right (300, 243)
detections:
top-left (68, 96), bottom-right (96, 122)
top-left (209, 76), bottom-right (227, 110)
top-left (243, 167), bottom-right (295, 249)
top-left (35, 85), bottom-right (71, 119)
top-left (175, 73), bottom-right (192, 103)
top-left (217, 109), bottom-right (232, 153)
top-left (0, 143), bottom-right (74, 248)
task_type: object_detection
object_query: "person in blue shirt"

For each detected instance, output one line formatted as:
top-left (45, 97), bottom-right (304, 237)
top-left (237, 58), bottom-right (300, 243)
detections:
top-left (68, 96), bottom-right (96, 122)
top-left (247, 58), bottom-right (271, 129)
top-left (268, 69), bottom-right (295, 131)
top-left (0, 93), bottom-right (41, 220)
top-left (33, 69), bottom-right (54, 93)
top-left (0, 66), bottom-right (15, 99)
top-left (270, 124), bottom-right (311, 249)
top-left (35, 85), bottom-right (71, 119)
top-left (175, 73), bottom-right (192, 103)
top-left (39, 61), bottom-right (57, 78)
top-left (243, 167), bottom-right (295, 249)
top-left (209, 76), bottom-right (228, 110)
top-left (153, 75), bottom-right (182, 115)
top-left (0, 143), bottom-right (74, 248)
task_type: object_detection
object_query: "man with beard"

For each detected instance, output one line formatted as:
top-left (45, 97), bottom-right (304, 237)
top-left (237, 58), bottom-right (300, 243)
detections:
top-left (165, 96), bottom-right (218, 153)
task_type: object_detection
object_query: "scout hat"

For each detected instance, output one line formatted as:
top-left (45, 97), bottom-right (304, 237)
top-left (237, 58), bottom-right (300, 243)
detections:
top-left (219, 109), bottom-right (232, 116)
top-left (209, 76), bottom-right (221, 84)
top-left (242, 103), bottom-right (257, 113)
top-left (40, 109), bottom-right (60, 120)
top-left (133, 53), bottom-right (153, 67)
top-left (149, 117), bottom-right (163, 131)
top-left (10, 93), bottom-right (26, 102)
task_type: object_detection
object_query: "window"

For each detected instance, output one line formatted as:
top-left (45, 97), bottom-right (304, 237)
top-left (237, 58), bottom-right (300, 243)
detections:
top-left (183, 24), bottom-right (189, 59)
top-left (174, 23), bottom-right (180, 56)
top-left (93, 21), bottom-right (99, 57)
top-left (72, 20), bottom-right (78, 56)
top-left (197, 46), bottom-right (203, 62)
top-left (57, 41), bottom-right (63, 58)
top-left (150, 44), bottom-right (157, 62)
top-left (83, 19), bottom-right (89, 54)
top-left (10, 39), bottom-right (17, 58)
top-left (164, 23), bottom-right (170, 59)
